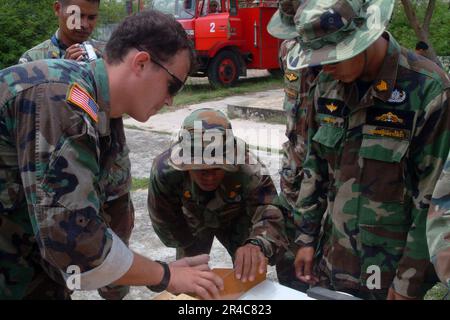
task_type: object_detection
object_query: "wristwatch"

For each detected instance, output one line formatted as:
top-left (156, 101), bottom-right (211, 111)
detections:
top-left (245, 239), bottom-right (268, 257)
top-left (147, 260), bottom-right (171, 292)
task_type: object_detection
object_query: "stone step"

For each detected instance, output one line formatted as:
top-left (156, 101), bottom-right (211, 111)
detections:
top-left (227, 90), bottom-right (285, 123)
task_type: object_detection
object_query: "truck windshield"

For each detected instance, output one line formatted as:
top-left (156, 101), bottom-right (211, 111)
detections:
top-left (152, 0), bottom-right (197, 19)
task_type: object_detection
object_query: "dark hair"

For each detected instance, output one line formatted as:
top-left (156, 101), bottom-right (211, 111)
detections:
top-left (105, 10), bottom-right (195, 71)
top-left (415, 41), bottom-right (429, 51)
top-left (58, 0), bottom-right (100, 6)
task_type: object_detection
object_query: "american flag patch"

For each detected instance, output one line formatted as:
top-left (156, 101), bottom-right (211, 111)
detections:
top-left (66, 83), bottom-right (98, 122)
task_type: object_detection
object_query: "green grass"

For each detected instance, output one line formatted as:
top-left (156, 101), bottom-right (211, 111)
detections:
top-left (131, 177), bottom-right (149, 191)
top-left (160, 75), bottom-right (283, 113)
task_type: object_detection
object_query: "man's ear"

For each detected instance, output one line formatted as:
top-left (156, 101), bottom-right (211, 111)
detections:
top-left (131, 50), bottom-right (151, 75)
top-left (53, 1), bottom-right (61, 17)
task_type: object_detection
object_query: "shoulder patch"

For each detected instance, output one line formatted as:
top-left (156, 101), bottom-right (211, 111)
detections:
top-left (66, 83), bottom-right (98, 122)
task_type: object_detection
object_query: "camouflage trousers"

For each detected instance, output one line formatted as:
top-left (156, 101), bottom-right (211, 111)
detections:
top-left (313, 239), bottom-right (439, 300)
top-left (275, 208), bottom-right (309, 293)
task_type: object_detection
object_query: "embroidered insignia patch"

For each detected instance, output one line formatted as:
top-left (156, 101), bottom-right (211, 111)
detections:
top-left (326, 103), bottom-right (338, 113)
top-left (317, 98), bottom-right (347, 116)
top-left (285, 72), bottom-right (299, 82)
top-left (375, 80), bottom-right (388, 92)
top-left (66, 83), bottom-right (98, 122)
top-left (367, 107), bottom-right (414, 130)
top-left (284, 87), bottom-right (298, 99)
top-left (322, 117), bottom-right (337, 124)
top-left (388, 88), bottom-right (407, 104)
top-left (368, 129), bottom-right (406, 139)
top-left (375, 112), bottom-right (404, 124)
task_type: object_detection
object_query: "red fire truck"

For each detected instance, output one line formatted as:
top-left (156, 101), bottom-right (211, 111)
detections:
top-left (152, 0), bottom-right (281, 86)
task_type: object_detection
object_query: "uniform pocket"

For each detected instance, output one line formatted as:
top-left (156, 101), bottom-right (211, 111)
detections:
top-left (312, 124), bottom-right (344, 148)
top-left (359, 126), bottom-right (410, 162)
top-left (358, 126), bottom-right (410, 203)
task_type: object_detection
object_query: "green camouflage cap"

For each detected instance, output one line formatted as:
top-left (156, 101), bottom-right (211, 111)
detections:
top-left (169, 108), bottom-right (242, 172)
top-left (287, 0), bottom-right (394, 69)
top-left (268, 0), bottom-right (303, 40)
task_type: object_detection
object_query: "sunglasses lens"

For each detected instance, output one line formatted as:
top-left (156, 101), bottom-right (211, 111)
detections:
top-left (169, 80), bottom-right (184, 96)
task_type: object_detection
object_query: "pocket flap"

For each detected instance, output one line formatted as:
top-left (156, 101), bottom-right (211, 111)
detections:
top-left (312, 125), bottom-right (344, 148)
top-left (359, 126), bottom-right (410, 163)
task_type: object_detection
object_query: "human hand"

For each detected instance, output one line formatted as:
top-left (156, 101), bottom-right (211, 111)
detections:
top-left (64, 43), bottom-right (86, 61)
top-left (234, 243), bottom-right (267, 282)
top-left (171, 254), bottom-right (210, 269)
top-left (294, 246), bottom-right (318, 284)
top-left (167, 262), bottom-right (224, 300)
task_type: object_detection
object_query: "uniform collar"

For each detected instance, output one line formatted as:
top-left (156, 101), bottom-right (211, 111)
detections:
top-left (370, 32), bottom-right (401, 103)
top-left (52, 29), bottom-right (68, 51)
top-left (90, 59), bottom-right (111, 136)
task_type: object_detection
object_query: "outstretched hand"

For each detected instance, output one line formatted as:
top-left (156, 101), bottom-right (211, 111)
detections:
top-left (234, 244), bottom-right (267, 282)
top-left (168, 254), bottom-right (224, 299)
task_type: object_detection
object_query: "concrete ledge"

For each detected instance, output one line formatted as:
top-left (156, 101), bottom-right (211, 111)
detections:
top-left (227, 95), bottom-right (285, 123)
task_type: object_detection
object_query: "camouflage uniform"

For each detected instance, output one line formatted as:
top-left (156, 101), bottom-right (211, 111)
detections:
top-left (427, 150), bottom-right (450, 290)
top-left (18, 30), bottom-right (134, 300)
top-left (148, 109), bottom-right (288, 264)
top-left (18, 30), bottom-right (105, 64)
top-left (0, 59), bottom-right (134, 299)
top-left (268, 0), bottom-right (321, 291)
top-left (289, 0), bottom-right (450, 299)
top-left (276, 39), bottom-right (322, 291)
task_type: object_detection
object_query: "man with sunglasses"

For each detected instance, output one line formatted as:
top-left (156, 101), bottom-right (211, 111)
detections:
top-left (148, 108), bottom-right (288, 286)
top-left (18, 0), bottom-right (134, 301)
top-left (0, 10), bottom-right (224, 300)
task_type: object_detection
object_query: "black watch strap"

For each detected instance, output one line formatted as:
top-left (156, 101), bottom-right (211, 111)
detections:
top-left (147, 260), bottom-right (171, 293)
top-left (245, 239), bottom-right (268, 257)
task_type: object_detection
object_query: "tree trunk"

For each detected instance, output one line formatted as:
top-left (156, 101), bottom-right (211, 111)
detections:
top-left (400, 0), bottom-right (439, 61)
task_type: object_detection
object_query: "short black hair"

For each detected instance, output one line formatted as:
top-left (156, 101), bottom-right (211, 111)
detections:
top-left (105, 10), bottom-right (195, 71)
top-left (415, 41), bottom-right (429, 51)
top-left (58, 0), bottom-right (100, 6)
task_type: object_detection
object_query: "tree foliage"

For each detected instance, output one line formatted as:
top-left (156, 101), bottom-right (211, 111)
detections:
top-left (389, 0), bottom-right (450, 56)
top-left (0, 0), bottom-right (57, 69)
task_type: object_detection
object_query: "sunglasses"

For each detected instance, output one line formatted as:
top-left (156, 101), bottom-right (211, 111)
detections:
top-left (135, 46), bottom-right (186, 96)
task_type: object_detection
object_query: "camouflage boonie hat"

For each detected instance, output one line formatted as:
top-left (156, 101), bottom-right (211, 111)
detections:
top-left (287, 0), bottom-right (394, 69)
top-left (169, 108), bottom-right (242, 172)
top-left (267, 0), bottom-right (303, 40)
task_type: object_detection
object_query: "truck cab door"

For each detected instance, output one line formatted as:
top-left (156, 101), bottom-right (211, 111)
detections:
top-left (194, 0), bottom-right (230, 51)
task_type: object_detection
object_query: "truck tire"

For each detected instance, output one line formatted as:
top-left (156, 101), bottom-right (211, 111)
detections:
top-left (208, 50), bottom-right (240, 87)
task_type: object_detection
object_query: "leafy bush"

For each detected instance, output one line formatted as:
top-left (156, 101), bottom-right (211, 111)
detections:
top-left (389, 0), bottom-right (450, 56)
